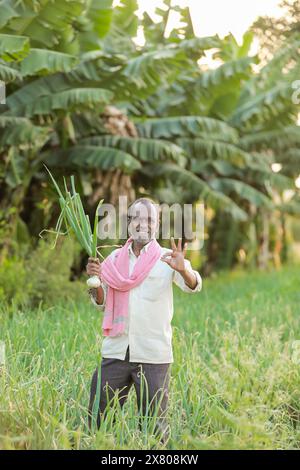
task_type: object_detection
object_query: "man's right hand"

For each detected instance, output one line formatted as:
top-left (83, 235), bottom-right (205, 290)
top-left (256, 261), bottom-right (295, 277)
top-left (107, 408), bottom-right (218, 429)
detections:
top-left (86, 257), bottom-right (102, 280)
top-left (86, 258), bottom-right (105, 305)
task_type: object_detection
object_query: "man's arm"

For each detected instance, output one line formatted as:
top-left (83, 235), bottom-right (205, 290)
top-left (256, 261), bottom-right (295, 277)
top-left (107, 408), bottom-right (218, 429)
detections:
top-left (177, 267), bottom-right (197, 289)
top-left (95, 285), bottom-right (105, 305)
top-left (173, 258), bottom-right (202, 293)
top-left (88, 283), bottom-right (107, 310)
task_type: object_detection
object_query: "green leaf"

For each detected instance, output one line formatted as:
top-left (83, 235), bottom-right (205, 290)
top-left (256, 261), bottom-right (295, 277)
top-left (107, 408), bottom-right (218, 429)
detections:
top-left (197, 57), bottom-right (254, 89)
top-left (9, 88), bottom-right (114, 117)
top-left (79, 135), bottom-right (185, 163)
top-left (20, 49), bottom-right (78, 77)
top-left (136, 116), bottom-right (238, 142)
top-left (209, 178), bottom-right (273, 208)
top-left (0, 62), bottom-right (22, 82)
top-left (141, 163), bottom-right (248, 221)
top-left (93, 198), bottom-right (104, 258)
top-left (2, 1), bottom-right (85, 49)
top-left (240, 126), bottom-right (300, 152)
top-left (177, 138), bottom-right (251, 166)
top-left (42, 146), bottom-right (141, 173)
top-left (0, 120), bottom-right (51, 147)
top-left (0, 33), bottom-right (30, 61)
top-left (0, 1), bottom-right (19, 29)
top-left (230, 83), bottom-right (294, 128)
top-left (122, 47), bottom-right (186, 89)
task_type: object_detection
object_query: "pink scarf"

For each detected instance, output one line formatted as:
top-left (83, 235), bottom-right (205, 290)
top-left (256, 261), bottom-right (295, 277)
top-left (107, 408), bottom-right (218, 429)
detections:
top-left (100, 236), bottom-right (161, 337)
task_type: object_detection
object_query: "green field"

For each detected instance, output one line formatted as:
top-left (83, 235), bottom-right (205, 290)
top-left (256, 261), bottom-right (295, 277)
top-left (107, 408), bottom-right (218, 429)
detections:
top-left (1, 264), bottom-right (300, 450)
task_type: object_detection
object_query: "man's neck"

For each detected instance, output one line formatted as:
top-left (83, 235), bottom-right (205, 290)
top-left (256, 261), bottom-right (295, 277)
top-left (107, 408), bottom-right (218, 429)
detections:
top-left (132, 239), bottom-right (152, 257)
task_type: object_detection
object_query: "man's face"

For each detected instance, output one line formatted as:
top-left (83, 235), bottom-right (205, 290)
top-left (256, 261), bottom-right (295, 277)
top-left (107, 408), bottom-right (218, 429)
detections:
top-left (127, 202), bottom-right (159, 244)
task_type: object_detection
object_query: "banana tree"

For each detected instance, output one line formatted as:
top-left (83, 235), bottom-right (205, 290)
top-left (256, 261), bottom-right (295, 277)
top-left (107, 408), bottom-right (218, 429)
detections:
top-left (0, 0), bottom-right (299, 272)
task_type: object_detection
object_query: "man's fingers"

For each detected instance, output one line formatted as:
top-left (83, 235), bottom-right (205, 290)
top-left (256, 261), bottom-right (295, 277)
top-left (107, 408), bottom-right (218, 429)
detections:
top-left (86, 261), bottom-right (101, 276)
top-left (87, 261), bottom-right (100, 268)
top-left (161, 251), bottom-right (174, 260)
top-left (161, 257), bottom-right (171, 266)
top-left (178, 238), bottom-right (182, 251)
top-left (87, 268), bottom-right (99, 276)
top-left (170, 236), bottom-right (176, 251)
top-left (89, 266), bottom-right (100, 273)
top-left (183, 242), bottom-right (188, 257)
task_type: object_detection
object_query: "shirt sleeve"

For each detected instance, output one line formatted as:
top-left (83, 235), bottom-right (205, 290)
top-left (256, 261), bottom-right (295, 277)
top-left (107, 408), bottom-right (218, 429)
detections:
top-left (172, 258), bottom-right (202, 293)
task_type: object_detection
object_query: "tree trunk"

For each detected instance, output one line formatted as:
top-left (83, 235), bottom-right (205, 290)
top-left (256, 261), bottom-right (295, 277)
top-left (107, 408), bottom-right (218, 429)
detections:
top-left (88, 105), bottom-right (137, 207)
top-left (258, 209), bottom-right (270, 270)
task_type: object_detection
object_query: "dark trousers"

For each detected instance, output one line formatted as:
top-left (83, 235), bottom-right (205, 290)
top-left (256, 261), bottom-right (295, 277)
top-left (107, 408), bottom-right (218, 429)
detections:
top-left (88, 345), bottom-right (171, 444)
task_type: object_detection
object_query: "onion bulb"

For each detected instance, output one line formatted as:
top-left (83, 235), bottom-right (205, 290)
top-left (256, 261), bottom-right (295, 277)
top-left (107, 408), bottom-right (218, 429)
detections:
top-left (87, 275), bottom-right (101, 288)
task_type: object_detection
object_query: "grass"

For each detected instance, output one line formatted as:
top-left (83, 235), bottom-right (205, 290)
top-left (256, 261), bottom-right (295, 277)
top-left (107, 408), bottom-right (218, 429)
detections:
top-left (0, 264), bottom-right (300, 450)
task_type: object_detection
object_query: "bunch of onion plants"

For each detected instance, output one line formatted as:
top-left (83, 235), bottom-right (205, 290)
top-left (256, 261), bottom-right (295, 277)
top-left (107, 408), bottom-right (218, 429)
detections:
top-left (41, 164), bottom-right (104, 289)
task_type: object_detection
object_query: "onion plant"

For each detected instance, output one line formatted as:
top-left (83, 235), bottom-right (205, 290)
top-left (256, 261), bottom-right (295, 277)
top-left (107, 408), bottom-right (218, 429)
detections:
top-left (41, 164), bottom-right (104, 288)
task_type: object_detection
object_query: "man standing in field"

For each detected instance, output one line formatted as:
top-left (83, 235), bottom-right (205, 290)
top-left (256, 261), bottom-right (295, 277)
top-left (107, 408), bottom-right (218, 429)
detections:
top-left (86, 197), bottom-right (202, 445)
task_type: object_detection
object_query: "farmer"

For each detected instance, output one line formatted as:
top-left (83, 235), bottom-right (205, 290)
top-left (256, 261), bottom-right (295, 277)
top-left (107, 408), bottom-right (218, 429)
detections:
top-left (86, 197), bottom-right (202, 445)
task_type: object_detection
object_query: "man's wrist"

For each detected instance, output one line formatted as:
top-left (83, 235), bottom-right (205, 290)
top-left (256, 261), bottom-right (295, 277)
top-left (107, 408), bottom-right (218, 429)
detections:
top-left (177, 267), bottom-right (187, 275)
top-left (179, 268), bottom-right (197, 289)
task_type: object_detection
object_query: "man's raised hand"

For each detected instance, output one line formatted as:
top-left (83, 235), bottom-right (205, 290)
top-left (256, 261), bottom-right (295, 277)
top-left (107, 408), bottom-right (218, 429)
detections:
top-left (160, 237), bottom-right (187, 273)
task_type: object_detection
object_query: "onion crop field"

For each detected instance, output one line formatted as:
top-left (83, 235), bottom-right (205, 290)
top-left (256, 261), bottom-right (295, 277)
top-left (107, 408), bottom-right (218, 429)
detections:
top-left (1, 264), bottom-right (299, 450)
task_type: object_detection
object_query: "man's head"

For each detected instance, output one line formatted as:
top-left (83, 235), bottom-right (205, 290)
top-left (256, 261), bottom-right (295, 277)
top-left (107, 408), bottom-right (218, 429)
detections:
top-left (127, 197), bottom-right (160, 245)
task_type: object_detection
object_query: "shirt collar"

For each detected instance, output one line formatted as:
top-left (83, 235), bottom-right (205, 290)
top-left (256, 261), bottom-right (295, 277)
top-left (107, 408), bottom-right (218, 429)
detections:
top-left (128, 238), bottom-right (154, 256)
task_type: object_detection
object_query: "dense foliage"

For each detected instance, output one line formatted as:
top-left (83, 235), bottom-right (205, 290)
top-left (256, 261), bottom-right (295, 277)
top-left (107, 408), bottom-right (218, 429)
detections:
top-left (0, 0), bottom-right (299, 280)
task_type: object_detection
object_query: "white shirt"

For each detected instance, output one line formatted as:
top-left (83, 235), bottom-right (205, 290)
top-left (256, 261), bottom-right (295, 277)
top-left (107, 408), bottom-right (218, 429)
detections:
top-left (88, 239), bottom-right (202, 364)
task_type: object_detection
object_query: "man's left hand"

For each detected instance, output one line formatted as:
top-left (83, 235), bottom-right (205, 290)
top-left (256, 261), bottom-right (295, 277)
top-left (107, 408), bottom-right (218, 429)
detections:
top-left (161, 237), bottom-right (197, 289)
